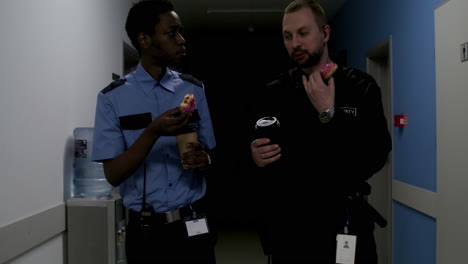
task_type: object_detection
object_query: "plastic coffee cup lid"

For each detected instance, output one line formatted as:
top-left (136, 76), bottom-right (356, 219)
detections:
top-left (256, 116), bottom-right (279, 127)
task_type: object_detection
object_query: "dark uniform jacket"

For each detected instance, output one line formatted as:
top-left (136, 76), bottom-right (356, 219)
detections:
top-left (247, 65), bottom-right (392, 260)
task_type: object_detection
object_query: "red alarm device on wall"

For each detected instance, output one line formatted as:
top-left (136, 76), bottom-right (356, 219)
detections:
top-left (394, 114), bottom-right (408, 127)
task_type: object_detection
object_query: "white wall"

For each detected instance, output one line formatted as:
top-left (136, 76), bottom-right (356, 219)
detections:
top-left (0, 0), bottom-right (134, 263)
top-left (435, 0), bottom-right (468, 263)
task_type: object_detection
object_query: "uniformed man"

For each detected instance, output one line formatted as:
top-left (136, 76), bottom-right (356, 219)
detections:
top-left (248, 0), bottom-right (391, 263)
top-left (92, 0), bottom-right (217, 263)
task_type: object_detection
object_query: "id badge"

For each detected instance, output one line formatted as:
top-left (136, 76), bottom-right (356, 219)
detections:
top-left (184, 213), bottom-right (209, 237)
top-left (336, 234), bottom-right (356, 264)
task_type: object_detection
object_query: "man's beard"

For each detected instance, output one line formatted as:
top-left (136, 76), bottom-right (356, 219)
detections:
top-left (292, 46), bottom-right (323, 69)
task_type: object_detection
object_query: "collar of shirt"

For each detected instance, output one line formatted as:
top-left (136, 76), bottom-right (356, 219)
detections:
top-left (133, 63), bottom-right (180, 95)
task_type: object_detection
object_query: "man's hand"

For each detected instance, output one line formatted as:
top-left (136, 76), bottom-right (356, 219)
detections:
top-left (148, 107), bottom-right (190, 136)
top-left (250, 138), bottom-right (281, 167)
top-left (180, 142), bottom-right (211, 170)
top-left (302, 71), bottom-right (335, 112)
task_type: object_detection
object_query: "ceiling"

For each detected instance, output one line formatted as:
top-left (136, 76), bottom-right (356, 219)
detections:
top-left (171, 0), bottom-right (348, 33)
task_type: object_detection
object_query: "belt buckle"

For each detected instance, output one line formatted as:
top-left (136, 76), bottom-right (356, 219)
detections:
top-left (165, 208), bottom-right (181, 223)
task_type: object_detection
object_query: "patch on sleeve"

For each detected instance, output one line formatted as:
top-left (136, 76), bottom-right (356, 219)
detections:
top-left (102, 78), bottom-right (126, 94)
top-left (119, 112), bottom-right (152, 130)
top-left (179, 73), bottom-right (203, 88)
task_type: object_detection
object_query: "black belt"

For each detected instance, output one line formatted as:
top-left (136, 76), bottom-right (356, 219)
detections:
top-left (129, 198), bottom-right (206, 224)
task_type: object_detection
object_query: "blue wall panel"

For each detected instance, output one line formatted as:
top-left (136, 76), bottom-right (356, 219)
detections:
top-left (331, 1), bottom-right (443, 263)
top-left (393, 201), bottom-right (436, 264)
top-left (331, 0), bottom-right (439, 192)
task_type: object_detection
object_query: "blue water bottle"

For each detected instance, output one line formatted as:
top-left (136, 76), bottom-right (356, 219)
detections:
top-left (73, 127), bottom-right (114, 198)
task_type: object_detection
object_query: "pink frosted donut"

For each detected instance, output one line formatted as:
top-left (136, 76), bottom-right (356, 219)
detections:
top-left (179, 93), bottom-right (196, 114)
top-left (320, 62), bottom-right (338, 80)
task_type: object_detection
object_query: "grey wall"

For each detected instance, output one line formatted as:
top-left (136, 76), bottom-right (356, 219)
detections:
top-left (0, 0), bottom-right (133, 263)
top-left (435, 0), bottom-right (468, 263)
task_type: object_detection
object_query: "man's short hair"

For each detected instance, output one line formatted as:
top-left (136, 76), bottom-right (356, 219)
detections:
top-left (284, 0), bottom-right (328, 28)
top-left (125, 0), bottom-right (175, 55)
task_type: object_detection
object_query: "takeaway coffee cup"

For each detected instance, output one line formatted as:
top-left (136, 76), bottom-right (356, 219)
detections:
top-left (254, 116), bottom-right (281, 144)
top-left (176, 125), bottom-right (199, 154)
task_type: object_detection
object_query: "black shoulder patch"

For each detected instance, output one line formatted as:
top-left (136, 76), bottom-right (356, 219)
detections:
top-left (179, 73), bottom-right (203, 88)
top-left (102, 78), bottom-right (126, 94)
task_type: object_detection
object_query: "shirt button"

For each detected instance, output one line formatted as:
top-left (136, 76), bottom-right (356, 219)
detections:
top-left (166, 153), bottom-right (170, 158)
top-left (169, 183), bottom-right (172, 187)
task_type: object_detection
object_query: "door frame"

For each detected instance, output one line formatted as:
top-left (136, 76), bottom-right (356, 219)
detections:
top-left (366, 35), bottom-right (394, 264)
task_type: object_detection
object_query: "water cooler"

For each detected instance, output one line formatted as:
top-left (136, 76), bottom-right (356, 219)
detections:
top-left (67, 195), bottom-right (127, 264)
top-left (66, 127), bottom-right (127, 263)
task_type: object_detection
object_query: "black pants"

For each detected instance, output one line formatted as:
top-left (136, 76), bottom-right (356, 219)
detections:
top-left (126, 209), bottom-right (217, 264)
top-left (270, 230), bottom-right (377, 264)
top-left (259, 208), bottom-right (378, 264)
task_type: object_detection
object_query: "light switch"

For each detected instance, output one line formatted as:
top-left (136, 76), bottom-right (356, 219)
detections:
top-left (461, 42), bottom-right (468, 62)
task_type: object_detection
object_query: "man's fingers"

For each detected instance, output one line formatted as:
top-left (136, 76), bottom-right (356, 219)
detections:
top-left (328, 76), bottom-right (335, 89)
top-left (186, 142), bottom-right (203, 151)
top-left (251, 138), bottom-right (270, 148)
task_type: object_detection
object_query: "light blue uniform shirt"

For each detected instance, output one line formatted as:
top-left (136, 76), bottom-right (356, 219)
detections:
top-left (92, 63), bottom-right (216, 212)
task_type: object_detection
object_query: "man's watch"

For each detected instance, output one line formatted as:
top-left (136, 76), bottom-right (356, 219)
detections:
top-left (319, 106), bottom-right (335, 124)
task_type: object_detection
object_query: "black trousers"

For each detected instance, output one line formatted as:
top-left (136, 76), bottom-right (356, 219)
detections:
top-left (259, 206), bottom-right (378, 264)
top-left (270, 229), bottom-right (377, 264)
top-left (125, 208), bottom-right (217, 264)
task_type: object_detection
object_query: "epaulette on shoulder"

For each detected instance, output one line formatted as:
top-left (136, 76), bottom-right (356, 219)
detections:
top-left (179, 73), bottom-right (203, 88)
top-left (342, 67), bottom-right (376, 95)
top-left (102, 78), bottom-right (126, 94)
top-left (266, 74), bottom-right (284, 88)
top-left (267, 68), bottom-right (300, 89)
top-left (266, 69), bottom-right (292, 87)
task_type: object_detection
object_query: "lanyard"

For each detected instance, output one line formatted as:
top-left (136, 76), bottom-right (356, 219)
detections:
top-left (141, 163), bottom-right (151, 214)
top-left (344, 208), bottom-right (350, 234)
